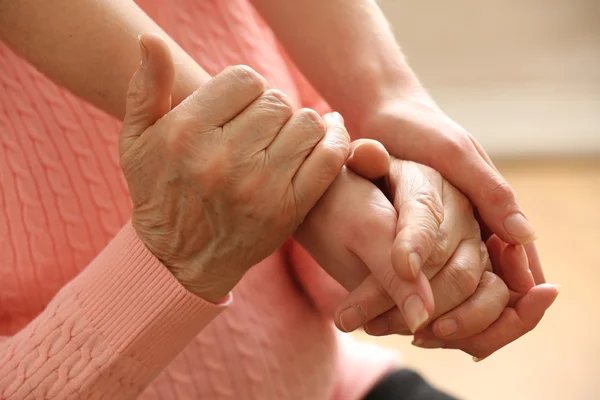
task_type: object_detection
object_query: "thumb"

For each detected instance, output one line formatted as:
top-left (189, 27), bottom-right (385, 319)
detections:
top-left (119, 33), bottom-right (175, 156)
top-left (345, 139), bottom-right (390, 180)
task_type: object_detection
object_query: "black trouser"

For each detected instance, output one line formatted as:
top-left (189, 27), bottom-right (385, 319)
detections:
top-left (363, 369), bottom-right (459, 400)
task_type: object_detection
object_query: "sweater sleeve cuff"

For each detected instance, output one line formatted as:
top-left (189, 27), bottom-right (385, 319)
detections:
top-left (69, 221), bottom-right (231, 367)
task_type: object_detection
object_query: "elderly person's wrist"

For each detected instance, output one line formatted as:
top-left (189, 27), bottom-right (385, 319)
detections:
top-left (167, 261), bottom-right (239, 304)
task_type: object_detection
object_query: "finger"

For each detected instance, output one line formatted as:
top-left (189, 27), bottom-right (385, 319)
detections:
top-left (488, 233), bottom-right (543, 291)
top-left (421, 284), bottom-right (560, 360)
top-left (366, 236), bottom-right (486, 334)
top-left (497, 244), bottom-right (535, 294)
top-left (291, 112), bottom-right (350, 218)
top-left (486, 234), bottom-right (506, 270)
top-left (392, 199), bottom-right (443, 281)
top-left (334, 274), bottom-right (393, 333)
top-left (468, 135), bottom-right (499, 173)
top-left (345, 139), bottom-right (390, 180)
top-left (425, 272), bottom-right (509, 342)
top-left (387, 128), bottom-right (537, 245)
top-left (175, 65), bottom-right (269, 127)
top-left (464, 155), bottom-right (537, 246)
top-left (470, 136), bottom-right (546, 285)
top-left (225, 89), bottom-right (294, 151)
top-left (391, 162), bottom-right (444, 280)
top-left (360, 272), bottom-right (434, 335)
top-left (525, 242), bottom-right (546, 284)
top-left (120, 33), bottom-right (175, 155)
top-left (341, 190), bottom-right (435, 333)
top-left (427, 237), bottom-right (485, 318)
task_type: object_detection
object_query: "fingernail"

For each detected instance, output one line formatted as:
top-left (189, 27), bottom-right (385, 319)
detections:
top-left (412, 338), bottom-right (445, 349)
top-left (339, 305), bottom-right (367, 332)
top-left (365, 316), bottom-right (391, 336)
top-left (437, 318), bottom-right (459, 337)
top-left (332, 111), bottom-right (344, 124)
top-left (554, 284), bottom-right (562, 293)
top-left (139, 35), bottom-right (149, 67)
top-left (408, 252), bottom-right (422, 278)
top-left (323, 113), bottom-right (334, 125)
top-left (403, 294), bottom-right (429, 333)
top-left (473, 356), bottom-right (485, 362)
top-left (551, 284), bottom-right (561, 302)
top-left (503, 213), bottom-right (537, 244)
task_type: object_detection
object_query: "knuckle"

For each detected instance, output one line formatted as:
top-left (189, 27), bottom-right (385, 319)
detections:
top-left (163, 119), bottom-right (195, 154)
top-left (469, 218), bottom-right (482, 239)
top-left (422, 236), bottom-right (451, 277)
top-left (295, 108), bottom-right (327, 137)
top-left (486, 177), bottom-right (517, 206)
top-left (444, 134), bottom-right (471, 158)
top-left (445, 257), bottom-right (480, 299)
top-left (411, 190), bottom-right (444, 226)
top-left (480, 242), bottom-right (492, 271)
top-left (257, 89), bottom-right (294, 118)
top-left (481, 272), bottom-right (510, 300)
top-left (318, 132), bottom-right (351, 176)
top-left (318, 144), bottom-right (347, 178)
top-left (225, 65), bottom-right (268, 93)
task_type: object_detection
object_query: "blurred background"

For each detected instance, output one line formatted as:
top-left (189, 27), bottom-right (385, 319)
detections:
top-left (352, 1), bottom-right (600, 399)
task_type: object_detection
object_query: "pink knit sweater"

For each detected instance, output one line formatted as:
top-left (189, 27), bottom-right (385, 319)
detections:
top-left (0, 0), bottom-right (400, 398)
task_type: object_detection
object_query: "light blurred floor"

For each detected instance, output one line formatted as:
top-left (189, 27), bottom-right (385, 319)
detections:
top-left (353, 159), bottom-right (600, 400)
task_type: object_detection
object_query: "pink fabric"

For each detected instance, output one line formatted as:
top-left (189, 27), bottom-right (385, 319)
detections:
top-left (0, 0), bottom-right (400, 398)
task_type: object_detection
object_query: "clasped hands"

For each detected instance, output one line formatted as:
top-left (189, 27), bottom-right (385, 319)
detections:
top-left (294, 141), bottom-right (558, 360)
top-left (122, 34), bottom-right (559, 362)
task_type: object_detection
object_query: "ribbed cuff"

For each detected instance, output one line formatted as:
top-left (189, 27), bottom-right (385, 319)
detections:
top-left (71, 221), bottom-right (230, 367)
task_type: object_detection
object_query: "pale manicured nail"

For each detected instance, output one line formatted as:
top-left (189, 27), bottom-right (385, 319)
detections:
top-left (339, 305), bottom-right (367, 332)
top-left (473, 356), bottom-right (485, 362)
top-left (365, 316), bottom-right (391, 336)
top-left (503, 213), bottom-right (537, 244)
top-left (403, 294), bottom-right (429, 333)
top-left (437, 318), bottom-right (459, 337)
top-left (412, 338), bottom-right (445, 349)
top-left (408, 252), bottom-right (422, 278)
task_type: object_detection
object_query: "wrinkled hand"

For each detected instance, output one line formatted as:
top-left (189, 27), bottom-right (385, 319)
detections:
top-left (295, 140), bottom-right (502, 333)
top-left (412, 237), bottom-right (559, 360)
top-left (295, 140), bottom-right (559, 359)
top-left (362, 95), bottom-right (545, 285)
top-left (120, 33), bottom-right (350, 302)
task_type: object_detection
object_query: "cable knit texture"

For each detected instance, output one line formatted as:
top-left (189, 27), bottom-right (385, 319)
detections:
top-left (0, 0), bottom-right (400, 398)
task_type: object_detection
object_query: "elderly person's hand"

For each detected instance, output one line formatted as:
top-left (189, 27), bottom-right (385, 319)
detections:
top-left (293, 143), bottom-right (559, 360)
top-left (119, 33), bottom-right (350, 303)
top-left (411, 236), bottom-right (560, 361)
top-left (363, 95), bottom-right (546, 290)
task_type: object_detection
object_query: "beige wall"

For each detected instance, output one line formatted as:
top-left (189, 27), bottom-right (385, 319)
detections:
top-left (379, 0), bottom-right (600, 156)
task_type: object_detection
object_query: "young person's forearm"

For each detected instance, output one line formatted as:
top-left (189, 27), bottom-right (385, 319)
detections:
top-left (0, 0), bottom-right (210, 119)
top-left (251, 0), bottom-right (423, 136)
